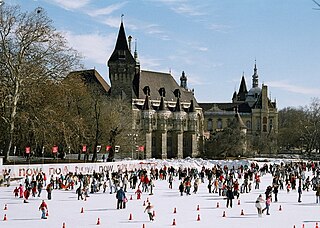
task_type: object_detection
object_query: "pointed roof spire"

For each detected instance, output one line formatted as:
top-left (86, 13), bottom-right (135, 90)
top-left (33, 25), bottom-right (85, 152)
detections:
top-left (115, 21), bottom-right (129, 50)
top-left (174, 97), bottom-right (181, 112)
top-left (143, 94), bottom-right (150, 110)
top-left (234, 107), bottom-right (247, 129)
top-left (237, 74), bottom-right (248, 101)
top-left (188, 99), bottom-right (195, 112)
top-left (108, 17), bottom-right (135, 64)
top-left (252, 59), bottom-right (259, 88)
top-left (159, 96), bottom-right (166, 110)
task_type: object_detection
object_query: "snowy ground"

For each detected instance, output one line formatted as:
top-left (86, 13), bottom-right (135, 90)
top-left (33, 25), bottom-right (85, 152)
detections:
top-left (1, 160), bottom-right (320, 228)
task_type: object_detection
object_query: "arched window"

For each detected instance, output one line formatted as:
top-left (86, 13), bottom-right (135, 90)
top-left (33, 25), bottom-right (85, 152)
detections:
top-left (246, 120), bottom-right (251, 130)
top-left (257, 118), bottom-right (261, 131)
top-left (269, 119), bottom-right (273, 131)
top-left (263, 117), bottom-right (267, 124)
top-left (217, 119), bottom-right (222, 129)
top-left (207, 118), bottom-right (213, 131)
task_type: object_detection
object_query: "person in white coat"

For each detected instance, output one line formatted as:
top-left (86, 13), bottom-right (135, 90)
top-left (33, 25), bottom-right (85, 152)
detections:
top-left (255, 194), bottom-right (265, 217)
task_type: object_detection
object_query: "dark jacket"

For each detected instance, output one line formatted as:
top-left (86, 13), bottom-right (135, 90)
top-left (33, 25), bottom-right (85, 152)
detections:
top-left (116, 188), bottom-right (125, 200)
top-left (226, 189), bottom-right (234, 199)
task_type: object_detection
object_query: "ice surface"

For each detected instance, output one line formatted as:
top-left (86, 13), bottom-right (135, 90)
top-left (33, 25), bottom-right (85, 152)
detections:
top-left (0, 159), bottom-right (319, 228)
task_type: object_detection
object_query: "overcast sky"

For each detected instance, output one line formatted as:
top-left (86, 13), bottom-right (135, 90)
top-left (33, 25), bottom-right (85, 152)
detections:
top-left (11, 0), bottom-right (320, 108)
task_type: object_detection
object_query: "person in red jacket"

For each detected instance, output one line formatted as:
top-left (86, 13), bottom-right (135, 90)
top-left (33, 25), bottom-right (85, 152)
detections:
top-left (24, 188), bottom-right (30, 203)
top-left (39, 200), bottom-right (48, 219)
top-left (135, 187), bottom-right (142, 199)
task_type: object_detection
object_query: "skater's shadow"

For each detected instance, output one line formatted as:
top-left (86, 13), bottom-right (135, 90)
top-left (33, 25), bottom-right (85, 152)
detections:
top-left (86, 208), bottom-right (118, 212)
top-left (228, 214), bottom-right (260, 218)
top-left (11, 218), bottom-right (40, 221)
top-left (120, 220), bottom-right (149, 224)
top-left (302, 220), bottom-right (320, 223)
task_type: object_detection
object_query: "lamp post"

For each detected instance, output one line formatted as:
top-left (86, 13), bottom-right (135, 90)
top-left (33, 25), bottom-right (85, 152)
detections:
top-left (128, 133), bottom-right (138, 159)
top-left (41, 146), bottom-right (44, 165)
top-left (13, 146), bottom-right (16, 166)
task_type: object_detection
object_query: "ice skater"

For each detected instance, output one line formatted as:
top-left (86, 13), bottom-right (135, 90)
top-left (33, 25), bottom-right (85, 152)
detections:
top-left (255, 194), bottom-right (265, 217)
top-left (144, 202), bottom-right (154, 221)
top-left (39, 200), bottom-right (48, 219)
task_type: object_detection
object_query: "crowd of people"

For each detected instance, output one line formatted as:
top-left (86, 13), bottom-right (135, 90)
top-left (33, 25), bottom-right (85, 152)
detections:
top-left (4, 160), bottom-right (320, 220)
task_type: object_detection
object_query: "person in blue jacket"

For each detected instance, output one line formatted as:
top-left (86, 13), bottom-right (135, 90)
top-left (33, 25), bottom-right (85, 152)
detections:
top-left (116, 187), bottom-right (126, 209)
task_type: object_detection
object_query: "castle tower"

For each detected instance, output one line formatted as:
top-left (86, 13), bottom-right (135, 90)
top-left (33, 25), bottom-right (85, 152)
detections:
top-left (186, 99), bottom-right (198, 158)
top-left (142, 86), bottom-right (153, 159)
top-left (172, 89), bottom-right (185, 159)
top-left (107, 20), bottom-right (139, 100)
top-left (155, 88), bottom-right (170, 159)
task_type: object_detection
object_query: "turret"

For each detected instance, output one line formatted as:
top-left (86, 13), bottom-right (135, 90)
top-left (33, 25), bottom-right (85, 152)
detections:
top-left (180, 71), bottom-right (187, 89)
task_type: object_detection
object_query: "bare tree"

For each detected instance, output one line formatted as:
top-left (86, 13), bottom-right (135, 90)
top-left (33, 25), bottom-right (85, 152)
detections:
top-left (0, 5), bottom-right (81, 162)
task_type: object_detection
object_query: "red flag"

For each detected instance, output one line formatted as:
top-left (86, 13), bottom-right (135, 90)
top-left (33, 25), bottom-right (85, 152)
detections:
top-left (52, 146), bottom-right (58, 153)
top-left (25, 147), bottom-right (31, 154)
top-left (106, 145), bottom-right (112, 152)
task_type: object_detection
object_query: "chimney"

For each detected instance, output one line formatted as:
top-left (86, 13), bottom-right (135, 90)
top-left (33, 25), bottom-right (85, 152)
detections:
top-left (128, 35), bottom-right (132, 53)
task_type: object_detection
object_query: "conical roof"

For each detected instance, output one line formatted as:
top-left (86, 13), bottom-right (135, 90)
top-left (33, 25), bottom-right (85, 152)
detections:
top-left (108, 22), bottom-right (135, 64)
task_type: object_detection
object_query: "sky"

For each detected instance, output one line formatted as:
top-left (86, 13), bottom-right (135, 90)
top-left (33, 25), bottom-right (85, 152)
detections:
top-left (1, 158), bottom-right (320, 228)
top-left (8, 0), bottom-right (320, 109)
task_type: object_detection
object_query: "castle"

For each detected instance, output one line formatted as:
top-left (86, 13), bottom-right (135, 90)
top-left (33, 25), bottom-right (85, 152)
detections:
top-left (71, 20), bottom-right (278, 158)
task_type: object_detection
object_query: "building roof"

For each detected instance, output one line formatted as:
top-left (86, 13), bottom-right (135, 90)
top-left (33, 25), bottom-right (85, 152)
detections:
top-left (199, 102), bottom-right (252, 113)
top-left (138, 70), bottom-right (199, 107)
top-left (107, 22), bottom-right (135, 64)
top-left (67, 69), bottom-right (110, 95)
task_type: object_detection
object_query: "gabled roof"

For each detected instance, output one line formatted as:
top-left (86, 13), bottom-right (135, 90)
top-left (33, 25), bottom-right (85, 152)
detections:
top-left (252, 92), bottom-right (276, 109)
top-left (67, 69), bottom-right (110, 95)
top-left (138, 70), bottom-right (199, 107)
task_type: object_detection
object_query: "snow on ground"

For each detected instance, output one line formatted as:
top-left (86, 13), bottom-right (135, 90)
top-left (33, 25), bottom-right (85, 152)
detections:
top-left (0, 159), bottom-right (319, 228)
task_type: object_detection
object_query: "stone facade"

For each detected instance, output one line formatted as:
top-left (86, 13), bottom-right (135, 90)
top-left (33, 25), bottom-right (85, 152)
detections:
top-left (107, 22), bottom-right (203, 159)
top-left (199, 63), bottom-right (278, 155)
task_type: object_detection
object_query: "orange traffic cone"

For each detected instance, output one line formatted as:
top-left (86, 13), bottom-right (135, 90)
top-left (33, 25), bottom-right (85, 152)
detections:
top-left (217, 202), bottom-right (220, 208)
top-left (153, 210), bottom-right (155, 217)
top-left (279, 205), bottom-right (282, 211)
top-left (129, 213), bottom-right (133, 220)
top-left (4, 204), bottom-right (7, 210)
top-left (81, 207), bottom-right (84, 213)
top-left (197, 214), bottom-right (200, 221)
top-left (173, 207), bottom-right (177, 213)
top-left (96, 218), bottom-right (100, 225)
top-left (130, 195), bottom-right (133, 200)
top-left (62, 222), bottom-right (66, 228)
top-left (241, 209), bottom-right (244, 215)
top-left (197, 205), bottom-right (200, 211)
top-left (222, 211), bottom-right (226, 217)
top-left (238, 199), bottom-right (240, 205)
top-left (172, 218), bottom-right (176, 226)
top-left (3, 214), bottom-right (7, 221)
top-left (143, 201), bottom-right (146, 206)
